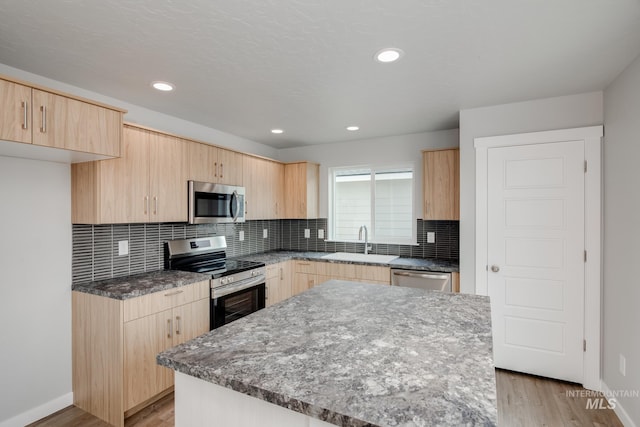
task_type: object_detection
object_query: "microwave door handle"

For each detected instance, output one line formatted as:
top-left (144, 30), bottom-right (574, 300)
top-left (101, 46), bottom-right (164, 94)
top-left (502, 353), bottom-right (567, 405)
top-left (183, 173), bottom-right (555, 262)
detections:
top-left (231, 190), bottom-right (240, 222)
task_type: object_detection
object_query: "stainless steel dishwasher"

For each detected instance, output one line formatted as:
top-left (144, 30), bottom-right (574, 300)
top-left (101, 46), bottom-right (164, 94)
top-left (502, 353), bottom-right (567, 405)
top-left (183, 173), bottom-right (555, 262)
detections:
top-left (390, 269), bottom-right (452, 292)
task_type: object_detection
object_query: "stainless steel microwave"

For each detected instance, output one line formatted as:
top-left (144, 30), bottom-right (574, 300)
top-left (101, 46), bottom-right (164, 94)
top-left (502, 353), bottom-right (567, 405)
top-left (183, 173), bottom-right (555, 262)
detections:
top-left (188, 181), bottom-right (245, 224)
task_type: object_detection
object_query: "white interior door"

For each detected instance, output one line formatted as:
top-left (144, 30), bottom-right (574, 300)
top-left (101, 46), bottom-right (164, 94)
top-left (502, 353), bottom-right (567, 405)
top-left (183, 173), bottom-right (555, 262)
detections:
top-left (487, 140), bottom-right (585, 383)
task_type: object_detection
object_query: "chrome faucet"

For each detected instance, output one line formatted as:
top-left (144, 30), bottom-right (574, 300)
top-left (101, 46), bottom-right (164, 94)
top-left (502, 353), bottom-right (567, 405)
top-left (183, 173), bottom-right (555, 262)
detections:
top-left (358, 225), bottom-right (373, 255)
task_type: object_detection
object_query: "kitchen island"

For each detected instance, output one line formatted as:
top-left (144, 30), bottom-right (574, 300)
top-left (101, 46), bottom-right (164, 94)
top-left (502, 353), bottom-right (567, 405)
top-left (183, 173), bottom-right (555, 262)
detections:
top-left (157, 280), bottom-right (496, 426)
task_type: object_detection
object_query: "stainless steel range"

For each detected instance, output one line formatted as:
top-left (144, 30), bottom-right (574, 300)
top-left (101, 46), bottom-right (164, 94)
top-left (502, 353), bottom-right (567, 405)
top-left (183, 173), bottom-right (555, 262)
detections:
top-left (165, 236), bottom-right (266, 330)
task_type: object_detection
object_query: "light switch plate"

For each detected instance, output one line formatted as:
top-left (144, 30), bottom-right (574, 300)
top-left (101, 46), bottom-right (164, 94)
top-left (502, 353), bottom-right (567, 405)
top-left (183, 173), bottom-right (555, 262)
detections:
top-left (427, 232), bottom-right (436, 244)
top-left (318, 229), bottom-right (325, 239)
top-left (304, 229), bottom-right (310, 238)
top-left (118, 240), bottom-right (128, 256)
top-left (239, 230), bottom-right (245, 241)
top-left (620, 354), bottom-right (626, 376)
top-left (263, 229), bottom-right (268, 239)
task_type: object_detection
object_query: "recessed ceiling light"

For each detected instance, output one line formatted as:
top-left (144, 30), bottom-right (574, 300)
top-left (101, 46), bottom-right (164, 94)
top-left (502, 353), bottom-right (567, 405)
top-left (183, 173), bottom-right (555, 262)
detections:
top-left (271, 129), bottom-right (284, 134)
top-left (346, 126), bottom-right (360, 131)
top-left (151, 81), bottom-right (175, 91)
top-left (375, 48), bottom-right (404, 63)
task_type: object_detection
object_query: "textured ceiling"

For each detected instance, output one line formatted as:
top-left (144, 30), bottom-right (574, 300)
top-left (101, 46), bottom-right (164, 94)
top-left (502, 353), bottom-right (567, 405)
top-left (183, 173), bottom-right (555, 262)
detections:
top-left (1, 1), bottom-right (639, 149)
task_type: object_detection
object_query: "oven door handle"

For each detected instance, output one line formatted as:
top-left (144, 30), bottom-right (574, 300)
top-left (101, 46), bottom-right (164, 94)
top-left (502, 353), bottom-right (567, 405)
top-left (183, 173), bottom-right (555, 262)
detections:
top-left (213, 275), bottom-right (264, 298)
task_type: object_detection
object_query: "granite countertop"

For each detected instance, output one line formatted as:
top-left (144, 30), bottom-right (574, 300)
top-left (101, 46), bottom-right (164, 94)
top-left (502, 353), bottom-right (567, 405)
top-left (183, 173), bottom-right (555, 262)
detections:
top-left (235, 250), bottom-right (459, 273)
top-left (158, 280), bottom-right (496, 426)
top-left (71, 270), bottom-right (211, 300)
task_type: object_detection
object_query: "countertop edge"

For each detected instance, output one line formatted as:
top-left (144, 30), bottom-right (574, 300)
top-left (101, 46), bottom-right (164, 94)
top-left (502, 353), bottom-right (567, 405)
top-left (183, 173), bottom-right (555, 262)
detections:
top-left (157, 356), bottom-right (377, 427)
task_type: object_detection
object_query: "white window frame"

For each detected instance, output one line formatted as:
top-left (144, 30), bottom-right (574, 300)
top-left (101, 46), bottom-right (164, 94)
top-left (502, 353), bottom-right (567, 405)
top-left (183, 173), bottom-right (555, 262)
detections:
top-left (328, 164), bottom-right (416, 245)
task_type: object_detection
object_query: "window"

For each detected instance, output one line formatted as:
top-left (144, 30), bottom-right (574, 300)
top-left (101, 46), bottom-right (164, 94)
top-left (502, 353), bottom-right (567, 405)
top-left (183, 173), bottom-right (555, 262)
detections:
top-left (329, 166), bottom-right (414, 244)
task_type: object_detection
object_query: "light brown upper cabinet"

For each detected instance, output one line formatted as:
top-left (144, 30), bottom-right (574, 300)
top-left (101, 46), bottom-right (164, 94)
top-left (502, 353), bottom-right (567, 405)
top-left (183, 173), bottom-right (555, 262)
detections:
top-left (0, 76), bottom-right (123, 157)
top-left (0, 79), bottom-right (32, 143)
top-left (72, 125), bottom-right (188, 224)
top-left (284, 162), bottom-right (319, 219)
top-left (189, 142), bottom-right (243, 186)
top-left (422, 148), bottom-right (460, 220)
top-left (243, 155), bottom-right (284, 219)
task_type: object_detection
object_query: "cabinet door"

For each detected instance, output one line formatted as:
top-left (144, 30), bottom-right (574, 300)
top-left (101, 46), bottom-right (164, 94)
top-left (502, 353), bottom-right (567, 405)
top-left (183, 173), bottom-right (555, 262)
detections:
top-left (189, 142), bottom-right (217, 183)
top-left (32, 89), bottom-right (121, 156)
top-left (123, 309), bottom-right (174, 411)
top-left (423, 149), bottom-right (459, 220)
top-left (0, 79), bottom-right (31, 143)
top-left (149, 133), bottom-right (188, 222)
top-left (284, 163), bottom-right (306, 218)
top-left (172, 298), bottom-right (210, 345)
top-left (266, 262), bottom-right (293, 306)
top-left (243, 155), bottom-right (267, 219)
top-left (270, 161), bottom-right (285, 219)
top-left (99, 126), bottom-right (149, 223)
top-left (293, 272), bottom-right (316, 295)
top-left (217, 148), bottom-right (243, 186)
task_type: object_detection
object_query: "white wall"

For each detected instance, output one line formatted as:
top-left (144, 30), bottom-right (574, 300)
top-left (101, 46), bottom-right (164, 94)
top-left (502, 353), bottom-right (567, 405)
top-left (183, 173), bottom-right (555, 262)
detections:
top-left (277, 129), bottom-right (459, 219)
top-left (0, 157), bottom-right (72, 426)
top-left (459, 92), bottom-right (603, 294)
top-left (0, 63), bottom-right (278, 159)
top-left (603, 53), bottom-right (640, 426)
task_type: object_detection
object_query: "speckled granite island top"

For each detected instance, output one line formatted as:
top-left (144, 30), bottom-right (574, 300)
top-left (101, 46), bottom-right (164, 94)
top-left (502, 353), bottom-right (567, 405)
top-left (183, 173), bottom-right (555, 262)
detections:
top-left (236, 250), bottom-right (459, 273)
top-left (157, 280), bottom-right (496, 426)
top-left (71, 270), bottom-right (210, 300)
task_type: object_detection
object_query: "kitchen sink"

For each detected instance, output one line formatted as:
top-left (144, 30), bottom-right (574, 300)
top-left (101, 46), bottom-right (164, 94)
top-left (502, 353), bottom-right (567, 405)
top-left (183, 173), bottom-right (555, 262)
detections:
top-left (321, 252), bottom-right (399, 264)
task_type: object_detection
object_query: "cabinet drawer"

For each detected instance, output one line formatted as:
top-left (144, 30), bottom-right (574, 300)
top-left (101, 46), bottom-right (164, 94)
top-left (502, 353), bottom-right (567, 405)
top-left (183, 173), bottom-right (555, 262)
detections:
top-left (265, 263), bottom-right (281, 279)
top-left (295, 261), bottom-right (317, 274)
top-left (355, 265), bottom-right (390, 283)
top-left (123, 280), bottom-right (209, 322)
top-left (315, 262), bottom-right (357, 279)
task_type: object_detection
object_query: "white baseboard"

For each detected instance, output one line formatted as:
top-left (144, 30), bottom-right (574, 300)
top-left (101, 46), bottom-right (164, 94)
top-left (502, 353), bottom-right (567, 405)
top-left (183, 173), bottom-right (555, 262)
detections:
top-left (601, 381), bottom-right (637, 427)
top-left (0, 392), bottom-right (73, 427)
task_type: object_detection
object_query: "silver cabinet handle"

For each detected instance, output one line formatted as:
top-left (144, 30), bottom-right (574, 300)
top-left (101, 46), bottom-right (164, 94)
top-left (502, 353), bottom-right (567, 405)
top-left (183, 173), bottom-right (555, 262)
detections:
top-left (245, 200), bottom-right (248, 215)
top-left (214, 162), bottom-right (218, 178)
top-left (22, 101), bottom-right (28, 130)
top-left (40, 105), bottom-right (46, 133)
top-left (153, 196), bottom-right (158, 215)
top-left (491, 265), bottom-right (500, 273)
top-left (265, 285), bottom-right (269, 300)
top-left (144, 196), bottom-right (149, 214)
top-left (220, 163), bottom-right (223, 179)
top-left (280, 267), bottom-right (283, 281)
top-left (164, 290), bottom-right (184, 297)
top-left (175, 316), bottom-right (181, 335)
top-left (167, 318), bottom-right (173, 339)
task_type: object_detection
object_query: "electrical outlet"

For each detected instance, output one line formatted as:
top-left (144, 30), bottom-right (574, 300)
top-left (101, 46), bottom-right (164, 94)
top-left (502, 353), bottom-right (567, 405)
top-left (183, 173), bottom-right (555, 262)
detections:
top-left (118, 240), bottom-right (128, 256)
top-left (318, 229), bottom-right (325, 239)
top-left (239, 230), bottom-right (245, 241)
top-left (620, 354), bottom-right (626, 376)
top-left (304, 229), bottom-right (310, 239)
top-left (263, 229), bottom-right (268, 239)
top-left (427, 232), bottom-right (436, 244)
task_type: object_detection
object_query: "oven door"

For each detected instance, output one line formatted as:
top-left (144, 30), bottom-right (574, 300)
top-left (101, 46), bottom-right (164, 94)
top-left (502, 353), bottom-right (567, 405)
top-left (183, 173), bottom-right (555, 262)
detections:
top-left (189, 181), bottom-right (245, 224)
top-left (211, 278), bottom-right (265, 329)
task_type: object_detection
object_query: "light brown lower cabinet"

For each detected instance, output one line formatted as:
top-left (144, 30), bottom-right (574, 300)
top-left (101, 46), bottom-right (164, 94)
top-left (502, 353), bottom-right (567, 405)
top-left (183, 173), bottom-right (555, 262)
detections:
top-left (72, 280), bottom-right (210, 427)
top-left (292, 261), bottom-right (391, 297)
top-left (452, 272), bottom-right (460, 293)
top-left (265, 261), bottom-right (293, 306)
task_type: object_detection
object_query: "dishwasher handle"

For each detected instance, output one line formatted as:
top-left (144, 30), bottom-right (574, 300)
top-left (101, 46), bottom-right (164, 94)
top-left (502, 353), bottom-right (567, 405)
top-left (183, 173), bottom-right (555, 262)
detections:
top-left (392, 271), bottom-right (450, 280)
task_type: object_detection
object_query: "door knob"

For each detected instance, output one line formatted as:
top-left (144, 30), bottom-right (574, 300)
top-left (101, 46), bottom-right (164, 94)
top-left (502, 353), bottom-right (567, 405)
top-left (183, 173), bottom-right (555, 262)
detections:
top-left (490, 265), bottom-right (500, 273)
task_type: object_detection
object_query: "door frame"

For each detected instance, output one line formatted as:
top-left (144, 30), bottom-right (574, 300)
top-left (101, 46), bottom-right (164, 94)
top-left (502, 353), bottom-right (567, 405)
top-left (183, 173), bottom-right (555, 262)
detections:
top-left (474, 125), bottom-right (603, 391)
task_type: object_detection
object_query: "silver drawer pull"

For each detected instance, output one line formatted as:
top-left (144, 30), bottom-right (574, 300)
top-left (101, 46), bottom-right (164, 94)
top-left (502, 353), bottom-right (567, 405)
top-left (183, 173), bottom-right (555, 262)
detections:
top-left (164, 290), bottom-right (184, 297)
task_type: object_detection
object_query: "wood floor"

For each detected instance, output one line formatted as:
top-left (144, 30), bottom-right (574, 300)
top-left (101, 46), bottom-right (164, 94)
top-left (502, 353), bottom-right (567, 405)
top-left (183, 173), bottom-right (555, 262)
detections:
top-left (29, 369), bottom-right (622, 426)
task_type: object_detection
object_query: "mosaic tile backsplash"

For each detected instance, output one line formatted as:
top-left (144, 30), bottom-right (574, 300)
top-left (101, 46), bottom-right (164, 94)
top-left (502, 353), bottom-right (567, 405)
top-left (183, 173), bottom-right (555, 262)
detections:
top-left (72, 219), bottom-right (458, 284)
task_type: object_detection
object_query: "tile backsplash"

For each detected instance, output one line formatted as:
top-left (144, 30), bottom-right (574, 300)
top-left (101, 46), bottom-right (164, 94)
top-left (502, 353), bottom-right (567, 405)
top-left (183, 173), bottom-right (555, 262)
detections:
top-left (72, 219), bottom-right (458, 284)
